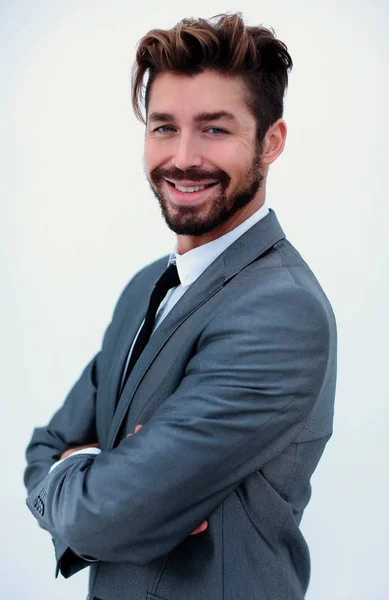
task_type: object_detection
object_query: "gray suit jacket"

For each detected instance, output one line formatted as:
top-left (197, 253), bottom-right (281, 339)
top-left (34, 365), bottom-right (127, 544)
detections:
top-left (24, 209), bottom-right (337, 600)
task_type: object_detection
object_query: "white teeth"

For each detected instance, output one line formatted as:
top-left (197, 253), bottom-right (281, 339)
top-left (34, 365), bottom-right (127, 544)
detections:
top-left (175, 184), bottom-right (207, 193)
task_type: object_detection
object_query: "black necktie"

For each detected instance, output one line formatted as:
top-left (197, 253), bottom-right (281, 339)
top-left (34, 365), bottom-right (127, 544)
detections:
top-left (121, 263), bottom-right (180, 391)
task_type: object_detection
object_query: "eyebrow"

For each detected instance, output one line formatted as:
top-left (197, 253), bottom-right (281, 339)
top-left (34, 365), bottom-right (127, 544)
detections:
top-left (148, 111), bottom-right (237, 124)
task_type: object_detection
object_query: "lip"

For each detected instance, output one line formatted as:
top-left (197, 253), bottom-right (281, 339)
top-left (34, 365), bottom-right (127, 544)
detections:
top-left (164, 179), bottom-right (220, 205)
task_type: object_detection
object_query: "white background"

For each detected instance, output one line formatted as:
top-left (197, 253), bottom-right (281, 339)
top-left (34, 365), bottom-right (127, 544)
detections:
top-left (1, 1), bottom-right (388, 598)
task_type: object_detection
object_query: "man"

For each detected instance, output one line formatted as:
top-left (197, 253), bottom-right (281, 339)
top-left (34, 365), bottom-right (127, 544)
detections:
top-left (24, 13), bottom-right (337, 600)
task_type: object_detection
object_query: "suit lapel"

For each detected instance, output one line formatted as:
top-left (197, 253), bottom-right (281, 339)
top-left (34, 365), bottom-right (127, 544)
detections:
top-left (107, 209), bottom-right (285, 449)
top-left (107, 259), bottom-right (225, 448)
top-left (102, 302), bottom-right (146, 438)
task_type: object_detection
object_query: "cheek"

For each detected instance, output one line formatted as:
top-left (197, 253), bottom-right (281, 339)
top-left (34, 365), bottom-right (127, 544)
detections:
top-left (143, 140), bottom-right (167, 171)
top-left (221, 159), bottom-right (247, 184)
top-left (143, 144), bottom-right (155, 173)
top-left (209, 144), bottom-right (247, 175)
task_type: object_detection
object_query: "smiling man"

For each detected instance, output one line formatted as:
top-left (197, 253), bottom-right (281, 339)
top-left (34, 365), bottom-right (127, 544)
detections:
top-left (24, 13), bottom-right (337, 600)
top-left (145, 71), bottom-right (269, 249)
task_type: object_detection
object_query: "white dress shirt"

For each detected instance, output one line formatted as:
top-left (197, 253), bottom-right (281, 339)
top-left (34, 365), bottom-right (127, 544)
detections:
top-left (49, 202), bottom-right (269, 473)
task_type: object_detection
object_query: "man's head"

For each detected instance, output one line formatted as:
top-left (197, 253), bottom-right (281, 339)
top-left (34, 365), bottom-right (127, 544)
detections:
top-left (132, 13), bottom-right (292, 250)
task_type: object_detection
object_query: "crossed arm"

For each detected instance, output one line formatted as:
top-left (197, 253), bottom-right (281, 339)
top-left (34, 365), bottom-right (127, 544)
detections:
top-left (56, 425), bottom-right (208, 537)
top-left (25, 283), bottom-right (330, 568)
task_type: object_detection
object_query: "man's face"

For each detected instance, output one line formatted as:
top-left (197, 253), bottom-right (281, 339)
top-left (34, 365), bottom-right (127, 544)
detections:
top-left (143, 70), bottom-right (264, 238)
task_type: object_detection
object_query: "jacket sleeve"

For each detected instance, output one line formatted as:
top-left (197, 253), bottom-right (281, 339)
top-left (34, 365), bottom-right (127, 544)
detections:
top-left (24, 353), bottom-right (101, 494)
top-left (24, 350), bottom-right (102, 577)
top-left (23, 270), bottom-right (144, 578)
top-left (26, 283), bottom-right (333, 567)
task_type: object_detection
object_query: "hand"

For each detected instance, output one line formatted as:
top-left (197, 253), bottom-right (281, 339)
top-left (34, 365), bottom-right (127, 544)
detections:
top-left (127, 424), bottom-right (209, 537)
top-left (60, 442), bottom-right (100, 460)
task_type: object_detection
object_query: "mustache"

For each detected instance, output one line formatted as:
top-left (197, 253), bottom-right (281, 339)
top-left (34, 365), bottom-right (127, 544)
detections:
top-left (150, 166), bottom-right (230, 186)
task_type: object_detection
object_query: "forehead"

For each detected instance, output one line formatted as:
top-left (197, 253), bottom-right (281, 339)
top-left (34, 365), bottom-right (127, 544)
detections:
top-left (147, 70), bottom-right (254, 125)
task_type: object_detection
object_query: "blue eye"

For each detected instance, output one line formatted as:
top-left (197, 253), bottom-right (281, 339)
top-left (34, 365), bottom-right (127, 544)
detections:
top-left (155, 125), bottom-right (174, 133)
top-left (207, 127), bottom-right (227, 135)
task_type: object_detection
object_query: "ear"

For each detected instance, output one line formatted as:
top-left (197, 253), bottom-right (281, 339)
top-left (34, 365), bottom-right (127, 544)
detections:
top-left (261, 119), bottom-right (287, 166)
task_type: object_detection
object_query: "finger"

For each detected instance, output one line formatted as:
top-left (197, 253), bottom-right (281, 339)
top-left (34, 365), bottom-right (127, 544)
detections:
top-left (189, 520), bottom-right (208, 535)
top-left (127, 424), bottom-right (143, 437)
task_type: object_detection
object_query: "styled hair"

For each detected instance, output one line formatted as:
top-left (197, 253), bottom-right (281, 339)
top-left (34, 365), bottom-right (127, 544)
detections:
top-left (131, 12), bottom-right (293, 143)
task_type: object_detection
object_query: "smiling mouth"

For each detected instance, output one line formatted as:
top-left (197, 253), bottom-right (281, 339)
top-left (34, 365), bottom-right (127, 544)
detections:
top-left (165, 180), bottom-right (219, 193)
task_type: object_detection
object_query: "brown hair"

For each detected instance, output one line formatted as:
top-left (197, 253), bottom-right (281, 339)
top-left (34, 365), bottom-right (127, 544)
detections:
top-left (131, 12), bottom-right (293, 143)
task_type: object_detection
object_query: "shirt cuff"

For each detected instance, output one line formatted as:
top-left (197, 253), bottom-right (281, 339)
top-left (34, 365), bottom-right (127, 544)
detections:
top-left (49, 447), bottom-right (101, 474)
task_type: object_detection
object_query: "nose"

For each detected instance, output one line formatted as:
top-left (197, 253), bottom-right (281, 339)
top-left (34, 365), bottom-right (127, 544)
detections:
top-left (173, 133), bottom-right (203, 171)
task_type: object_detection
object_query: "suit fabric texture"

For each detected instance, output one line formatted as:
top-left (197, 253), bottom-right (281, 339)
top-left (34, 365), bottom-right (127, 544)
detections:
top-left (24, 209), bottom-right (337, 600)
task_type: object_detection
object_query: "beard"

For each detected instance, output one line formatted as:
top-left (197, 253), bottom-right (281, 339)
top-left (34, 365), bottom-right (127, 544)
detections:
top-left (146, 150), bottom-right (264, 236)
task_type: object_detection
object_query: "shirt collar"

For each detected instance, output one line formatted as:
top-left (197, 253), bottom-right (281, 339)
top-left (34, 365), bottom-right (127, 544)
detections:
top-left (168, 202), bottom-right (270, 287)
